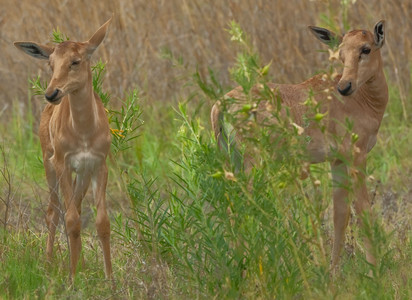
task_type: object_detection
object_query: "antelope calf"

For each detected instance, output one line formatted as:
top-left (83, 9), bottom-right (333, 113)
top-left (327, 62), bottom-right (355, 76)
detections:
top-left (14, 18), bottom-right (113, 280)
top-left (211, 21), bottom-right (387, 271)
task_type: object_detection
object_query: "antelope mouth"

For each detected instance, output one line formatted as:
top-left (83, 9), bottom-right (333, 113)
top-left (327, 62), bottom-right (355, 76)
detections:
top-left (338, 88), bottom-right (354, 96)
top-left (47, 97), bottom-right (63, 105)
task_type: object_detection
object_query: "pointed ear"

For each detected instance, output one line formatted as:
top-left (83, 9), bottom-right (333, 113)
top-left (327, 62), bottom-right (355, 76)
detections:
top-left (373, 20), bottom-right (385, 48)
top-left (13, 42), bottom-right (54, 60)
top-left (308, 26), bottom-right (342, 49)
top-left (85, 15), bottom-right (113, 57)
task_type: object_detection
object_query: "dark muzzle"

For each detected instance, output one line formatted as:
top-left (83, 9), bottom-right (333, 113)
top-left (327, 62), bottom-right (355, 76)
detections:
top-left (45, 89), bottom-right (60, 102)
top-left (337, 82), bottom-right (352, 96)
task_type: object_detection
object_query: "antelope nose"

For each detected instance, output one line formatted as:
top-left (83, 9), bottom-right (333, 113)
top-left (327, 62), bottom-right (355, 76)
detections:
top-left (45, 89), bottom-right (59, 102)
top-left (337, 82), bottom-right (352, 96)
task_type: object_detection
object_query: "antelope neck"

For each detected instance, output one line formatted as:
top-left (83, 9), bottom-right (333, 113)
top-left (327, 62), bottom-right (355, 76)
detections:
top-left (68, 72), bottom-right (99, 133)
top-left (357, 66), bottom-right (388, 119)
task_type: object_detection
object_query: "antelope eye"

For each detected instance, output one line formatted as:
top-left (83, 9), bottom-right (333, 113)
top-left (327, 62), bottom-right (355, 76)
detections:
top-left (361, 47), bottom-right (371, 55)
top-left (71, 60), bottom-right (81, 66)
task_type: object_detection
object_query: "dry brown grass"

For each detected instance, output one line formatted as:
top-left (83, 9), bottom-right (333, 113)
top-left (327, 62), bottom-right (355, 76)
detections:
top-left (1, 0), bottom-right (411, 122)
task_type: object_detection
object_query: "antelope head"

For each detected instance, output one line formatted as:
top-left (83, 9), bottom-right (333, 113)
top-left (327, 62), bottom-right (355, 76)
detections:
top-left (309, 20), bottom-right (385, 96)
top-left (14, 17), bottom-right (112, 105)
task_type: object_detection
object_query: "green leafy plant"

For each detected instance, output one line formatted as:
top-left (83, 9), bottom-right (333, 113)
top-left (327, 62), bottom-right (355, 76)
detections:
top-left (51, 28), bottom-right (70, 43)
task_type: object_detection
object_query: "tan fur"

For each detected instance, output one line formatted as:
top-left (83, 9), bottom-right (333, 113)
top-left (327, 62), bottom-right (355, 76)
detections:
top-left (14, 17), bottom-right (113, 280)
top-left (211, 21), bottom-right (388, 272)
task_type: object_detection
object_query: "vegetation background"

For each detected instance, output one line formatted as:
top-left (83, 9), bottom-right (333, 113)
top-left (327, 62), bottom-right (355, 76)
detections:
top-left (0, 0), bottom-right (411, 299)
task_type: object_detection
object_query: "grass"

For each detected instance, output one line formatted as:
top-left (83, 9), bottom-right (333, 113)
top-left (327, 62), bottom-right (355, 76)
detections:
top-left (1, 1), bottom-right (412, 299)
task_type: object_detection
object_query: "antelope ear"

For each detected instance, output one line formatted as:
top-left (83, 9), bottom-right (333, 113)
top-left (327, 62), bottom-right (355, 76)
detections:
top-left (14, 42), bottom-right (54, 60)
top-left (308, 26), bottom-right (342, 49)
top-left (373, 20), bottom-right (385, 48)
top-left (85, 15), bottom-right (113, 57)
